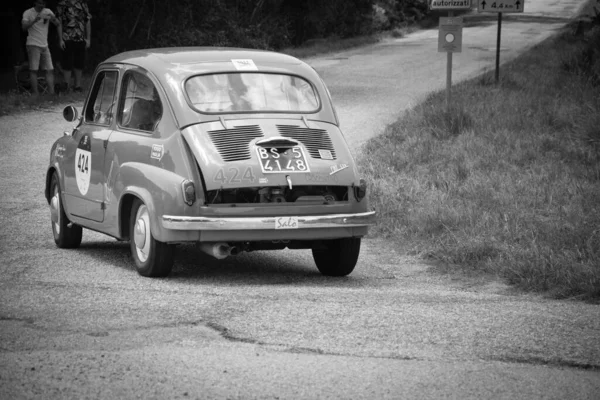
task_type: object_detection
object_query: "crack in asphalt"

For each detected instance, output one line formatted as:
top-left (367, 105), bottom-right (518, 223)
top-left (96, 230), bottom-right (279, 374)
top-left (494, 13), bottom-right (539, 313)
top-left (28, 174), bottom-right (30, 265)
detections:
top-left (205, 321), bottom-right (260, 344)
top-left (203, 321), bottom-right (423, 361)
top-left (0, 315), bottom-right (35, 324)
top-left (6, 316), bottom-right (594, 370)
top-left (486, 355), bottom-right (600, 371)
top-left (203, 321), bottom-right (600, 368)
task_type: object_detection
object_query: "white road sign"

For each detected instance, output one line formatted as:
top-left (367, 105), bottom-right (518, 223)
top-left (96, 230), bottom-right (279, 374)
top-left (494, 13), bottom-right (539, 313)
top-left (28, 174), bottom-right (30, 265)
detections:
top-left (430, 0), bottom-right (472, 10)
top-left (478, 0), bottom-right (524, 13)
top-left (438, 17), bottom-right (463, 52)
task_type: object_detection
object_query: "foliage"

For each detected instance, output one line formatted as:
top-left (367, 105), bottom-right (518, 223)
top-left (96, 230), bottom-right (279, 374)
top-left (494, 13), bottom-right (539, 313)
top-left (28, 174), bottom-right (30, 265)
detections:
top-left (9, 0), bottom-right (433, 70)
top-left (84, 0), bottom-right (382, 67)
top-left (375, 0), bottom-right (430, 29)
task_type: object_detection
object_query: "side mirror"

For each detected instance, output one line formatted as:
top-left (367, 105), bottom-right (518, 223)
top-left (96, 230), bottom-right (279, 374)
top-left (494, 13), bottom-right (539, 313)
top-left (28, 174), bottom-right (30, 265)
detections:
top-left (63, 105), bottom-right (79, 122)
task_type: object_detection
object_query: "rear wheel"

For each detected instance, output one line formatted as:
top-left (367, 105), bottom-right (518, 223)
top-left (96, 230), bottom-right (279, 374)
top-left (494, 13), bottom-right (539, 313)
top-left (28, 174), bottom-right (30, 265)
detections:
top-left (49, 173), bottom-right (82, 248)
top-left (312, 238), bottom-right (361, 277)
top-left (129, 198), bottom-right (174, 277)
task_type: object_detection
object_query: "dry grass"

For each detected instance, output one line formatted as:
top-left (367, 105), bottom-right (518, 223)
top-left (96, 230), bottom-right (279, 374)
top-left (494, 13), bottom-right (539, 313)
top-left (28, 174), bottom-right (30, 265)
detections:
top-left (359, 25), bottom-right (600, 301)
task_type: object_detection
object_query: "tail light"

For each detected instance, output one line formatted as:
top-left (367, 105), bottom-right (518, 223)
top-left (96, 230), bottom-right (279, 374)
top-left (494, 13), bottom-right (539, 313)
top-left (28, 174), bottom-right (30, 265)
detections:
top-left (353, 178), bottom-right (367, 202)
top-left (182, 180), bottom-right (196, 206)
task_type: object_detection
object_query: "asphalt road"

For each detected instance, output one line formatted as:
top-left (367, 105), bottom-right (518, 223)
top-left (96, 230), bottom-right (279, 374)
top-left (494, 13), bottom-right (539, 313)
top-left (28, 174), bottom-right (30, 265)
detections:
top-left (1, 1), bottom-right (599, 399)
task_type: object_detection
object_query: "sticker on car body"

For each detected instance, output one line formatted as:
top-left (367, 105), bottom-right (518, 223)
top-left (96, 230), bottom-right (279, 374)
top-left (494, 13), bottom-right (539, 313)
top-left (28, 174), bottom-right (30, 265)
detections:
top-left (318, 149), bottom-right (334, 160)
top-left (151, 144), bottom-right (164, 161)
top-left (75, 134), bottom-right (91, 195)
top-left (231, 59), bottom-right (258, 71)
top-left (54, 144), bottom-right (66, 159)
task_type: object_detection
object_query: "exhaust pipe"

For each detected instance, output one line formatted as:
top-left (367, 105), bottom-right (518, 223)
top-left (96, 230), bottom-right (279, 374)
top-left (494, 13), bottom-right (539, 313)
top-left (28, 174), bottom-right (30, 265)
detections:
top-left (199, 242), bottom-right (239, 259)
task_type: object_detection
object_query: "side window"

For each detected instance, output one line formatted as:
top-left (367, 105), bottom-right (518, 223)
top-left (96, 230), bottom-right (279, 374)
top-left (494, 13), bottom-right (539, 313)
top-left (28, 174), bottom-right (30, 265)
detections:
top-left (117, 71), bottom-right (163, 132)
top-left (84, 70), bottom-right (118, 125)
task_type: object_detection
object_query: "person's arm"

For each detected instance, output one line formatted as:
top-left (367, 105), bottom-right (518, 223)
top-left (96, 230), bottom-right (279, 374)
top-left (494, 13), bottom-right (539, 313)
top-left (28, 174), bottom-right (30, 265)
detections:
top-left (53, 18), bottom-right (64, 49)
top-left (50, 14), bottom-right (60, 27)
top-left (22, 14), bottom-right (40, 31)
top-left (85, 19), bottom-right (91, 48)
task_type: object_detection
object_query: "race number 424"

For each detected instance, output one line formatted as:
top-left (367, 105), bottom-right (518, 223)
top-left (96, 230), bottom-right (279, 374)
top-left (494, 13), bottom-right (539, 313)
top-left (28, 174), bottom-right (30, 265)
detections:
top-left (75, 148), bottom-right (91, 195)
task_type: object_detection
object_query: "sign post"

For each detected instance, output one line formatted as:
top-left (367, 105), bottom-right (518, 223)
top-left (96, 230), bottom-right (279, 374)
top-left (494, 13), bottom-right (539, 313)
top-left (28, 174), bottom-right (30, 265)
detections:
top-left (438, 15), bottom-right (463, 109)
top-left (431, 0), bottom-right (471, 111)
top-left (477, 0), bottom-right (525, 83)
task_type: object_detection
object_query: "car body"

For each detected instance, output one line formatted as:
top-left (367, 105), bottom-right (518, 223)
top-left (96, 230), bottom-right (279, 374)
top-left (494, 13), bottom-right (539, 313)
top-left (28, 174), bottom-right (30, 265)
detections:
top-left (45, 47), bottom-right (376, 277)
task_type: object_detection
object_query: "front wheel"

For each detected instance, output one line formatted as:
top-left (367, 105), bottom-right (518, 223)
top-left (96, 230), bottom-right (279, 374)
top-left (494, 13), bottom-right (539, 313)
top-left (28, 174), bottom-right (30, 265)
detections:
top-left (49, 173), bottom-right (82, 248)
top-left (129, 199), bottom-right (174, 277)
top-left (312, 238), bottom-right (361, 277)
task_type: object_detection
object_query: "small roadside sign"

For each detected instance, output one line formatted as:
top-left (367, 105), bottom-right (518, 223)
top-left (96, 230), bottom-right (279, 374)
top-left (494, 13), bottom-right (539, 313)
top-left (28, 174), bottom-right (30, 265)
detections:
top-left (438, 17), bottom-right (463, 52)
top-left (478, 0), bottom-right (524, 13)
top-left (430, 0), bottom-right (472, 10)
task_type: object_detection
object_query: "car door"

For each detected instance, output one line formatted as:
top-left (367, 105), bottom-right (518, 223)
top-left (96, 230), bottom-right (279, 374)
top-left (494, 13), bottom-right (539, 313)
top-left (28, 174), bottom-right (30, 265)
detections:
top-left (63, 69), bottom-right (119, 222)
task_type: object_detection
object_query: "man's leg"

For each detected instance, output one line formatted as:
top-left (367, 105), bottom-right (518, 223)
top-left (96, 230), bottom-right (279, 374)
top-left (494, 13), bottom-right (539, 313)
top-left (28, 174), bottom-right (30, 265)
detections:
top-left (74, 68), bottom-right (83, 90)
top-left (62, 69), bottom-right (72, 90)
top-left (40, 47), bottom-right (56, 95)
top-left (29, 70), bottom-right (39, 95)
top-left (46, 70), bottom-right (55, 95)
top-left (62, 41), bottom-right (73, 91)
top-left (26, 45), bottom-right (41, 95)
top-left (72, 41), bottom-right (86, 91)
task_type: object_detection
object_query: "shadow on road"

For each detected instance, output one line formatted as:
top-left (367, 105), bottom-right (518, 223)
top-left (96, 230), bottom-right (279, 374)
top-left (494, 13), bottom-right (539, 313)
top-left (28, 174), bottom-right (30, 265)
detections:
top-left (75, 240), bottom-right (384, 288)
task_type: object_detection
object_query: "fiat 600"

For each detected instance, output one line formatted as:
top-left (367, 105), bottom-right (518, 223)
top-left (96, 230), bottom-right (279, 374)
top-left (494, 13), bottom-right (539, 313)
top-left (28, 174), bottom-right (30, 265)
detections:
top-left (45, 48), bottom-right (376, 277)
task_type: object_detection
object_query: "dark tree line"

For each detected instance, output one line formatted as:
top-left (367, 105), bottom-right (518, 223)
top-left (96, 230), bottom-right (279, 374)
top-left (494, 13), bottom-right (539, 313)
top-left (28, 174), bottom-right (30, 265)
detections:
top-left (9, 0), bottom-right (430, 70)
top-left (87, 0), bottom-right (377, 66)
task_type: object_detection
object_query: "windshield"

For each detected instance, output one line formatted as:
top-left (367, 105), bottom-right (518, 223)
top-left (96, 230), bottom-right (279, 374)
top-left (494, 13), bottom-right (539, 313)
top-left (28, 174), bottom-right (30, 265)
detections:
top-left (185, 73), bottom-right (320, 113)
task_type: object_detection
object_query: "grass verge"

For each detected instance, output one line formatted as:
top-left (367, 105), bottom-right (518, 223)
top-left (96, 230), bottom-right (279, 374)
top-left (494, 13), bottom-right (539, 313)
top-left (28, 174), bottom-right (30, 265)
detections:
top-left (359, 23), bottom-right (600, 301)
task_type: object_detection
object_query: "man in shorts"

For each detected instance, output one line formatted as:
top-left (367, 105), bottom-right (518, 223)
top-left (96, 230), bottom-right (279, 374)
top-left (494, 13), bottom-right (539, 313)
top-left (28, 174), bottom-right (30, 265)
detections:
top-left (57, 0), bottom-right (92, 93)
top-left (22, 0), bottom-right (62, 95)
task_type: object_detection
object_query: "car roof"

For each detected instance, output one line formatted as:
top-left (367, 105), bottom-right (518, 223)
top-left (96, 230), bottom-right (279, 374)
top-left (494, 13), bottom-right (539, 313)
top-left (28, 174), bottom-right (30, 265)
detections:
top-left (103, 47), bottom-right (303, 72)
top-left (100, 47), bottom-right (335, 127)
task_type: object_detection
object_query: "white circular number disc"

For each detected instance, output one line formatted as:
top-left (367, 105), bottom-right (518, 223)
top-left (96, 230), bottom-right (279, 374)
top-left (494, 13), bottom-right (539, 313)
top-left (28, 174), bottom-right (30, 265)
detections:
top-left (75, 134), bottom-right (92, 195)
top-left (75, 148), bottom-right (91, 195)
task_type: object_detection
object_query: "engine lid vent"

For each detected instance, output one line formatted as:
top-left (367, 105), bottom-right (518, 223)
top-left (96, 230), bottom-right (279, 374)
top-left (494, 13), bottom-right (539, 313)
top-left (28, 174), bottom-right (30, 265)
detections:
top-left (276, 125), bottom-right (336, 160)
top-left (208, 125), bottom-right (264, 162)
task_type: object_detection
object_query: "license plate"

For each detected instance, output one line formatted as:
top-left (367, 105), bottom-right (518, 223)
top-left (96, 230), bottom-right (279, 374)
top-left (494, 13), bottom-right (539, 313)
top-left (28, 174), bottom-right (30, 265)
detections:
top-left (256, 146), bottom-right (310, 173)
top-left (275, 216), bottom-right (299, 229)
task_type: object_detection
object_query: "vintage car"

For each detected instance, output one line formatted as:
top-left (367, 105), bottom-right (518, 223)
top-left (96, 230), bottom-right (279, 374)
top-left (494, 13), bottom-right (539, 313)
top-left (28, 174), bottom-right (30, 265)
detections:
top-left (45, 47), bottom-right (376, 277)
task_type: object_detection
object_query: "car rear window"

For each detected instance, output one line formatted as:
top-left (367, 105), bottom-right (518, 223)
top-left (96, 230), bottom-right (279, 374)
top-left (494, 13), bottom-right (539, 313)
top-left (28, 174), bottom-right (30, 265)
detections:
top-left (185, 73), bottom-right (320, 113)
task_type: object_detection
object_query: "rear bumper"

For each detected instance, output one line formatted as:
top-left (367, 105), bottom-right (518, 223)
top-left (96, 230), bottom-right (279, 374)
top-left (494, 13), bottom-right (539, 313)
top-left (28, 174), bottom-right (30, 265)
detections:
top-left (162, 210), bottom-right (376, 231)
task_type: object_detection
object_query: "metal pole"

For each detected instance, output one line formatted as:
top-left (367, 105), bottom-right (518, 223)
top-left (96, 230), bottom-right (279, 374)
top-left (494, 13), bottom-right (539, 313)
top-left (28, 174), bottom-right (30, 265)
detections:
top-left (495, 12), bottom-right (502, 84)
top-left (446, 11), bottom-right (453, 111)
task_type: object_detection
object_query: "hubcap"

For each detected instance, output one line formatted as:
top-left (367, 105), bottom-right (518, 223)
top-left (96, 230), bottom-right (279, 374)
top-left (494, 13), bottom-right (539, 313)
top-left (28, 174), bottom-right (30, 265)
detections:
top-left (133, 205), bottom-right (151, 262)
top-left (51, 186), bottom-right (60, 235)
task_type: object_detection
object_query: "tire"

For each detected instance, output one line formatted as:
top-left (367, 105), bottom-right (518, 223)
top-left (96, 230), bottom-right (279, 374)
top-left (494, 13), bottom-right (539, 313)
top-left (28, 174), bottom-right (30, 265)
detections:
top-left (129, 198), bottom-right (174, 277)
top-left (312, 237), bottom-right (361, 277)
top-left (49, 173), bottom-right (82, 248)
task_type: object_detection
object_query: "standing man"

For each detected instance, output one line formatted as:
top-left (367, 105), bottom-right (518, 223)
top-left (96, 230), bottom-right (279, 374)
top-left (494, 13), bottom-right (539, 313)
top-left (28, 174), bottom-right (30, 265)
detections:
top-left (57, 0), bottom-right (92, 93)
top-left (22, 0), bottom-right (62, 95)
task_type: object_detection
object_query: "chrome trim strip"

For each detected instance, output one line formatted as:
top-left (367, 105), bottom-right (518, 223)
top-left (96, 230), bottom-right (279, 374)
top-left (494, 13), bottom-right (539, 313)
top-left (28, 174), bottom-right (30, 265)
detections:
top-left (162, 211), bottom-right (376, 231)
